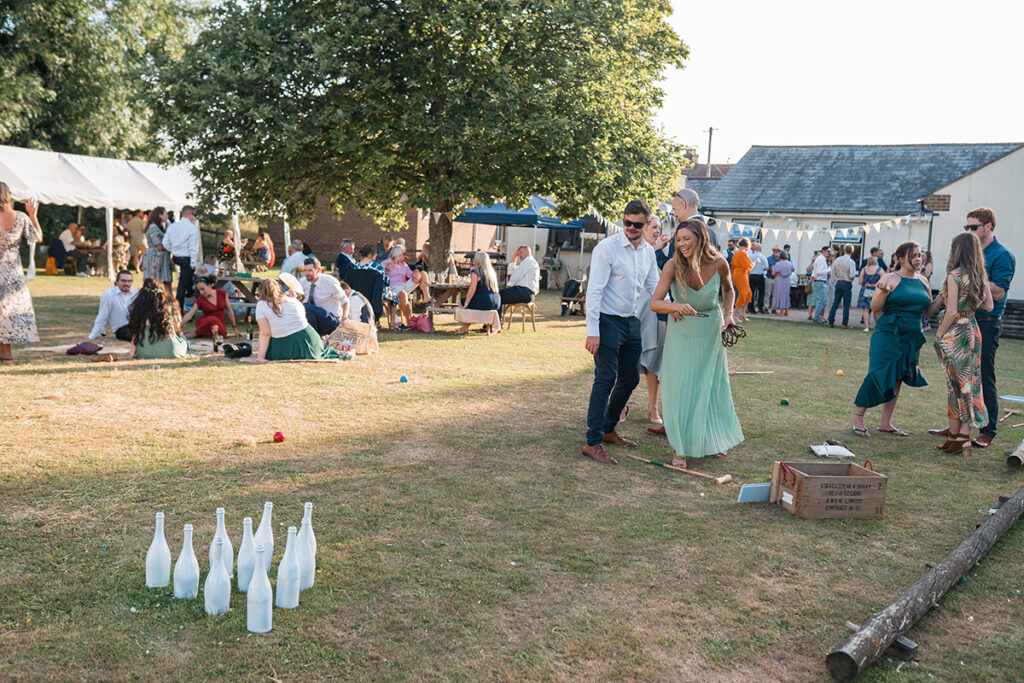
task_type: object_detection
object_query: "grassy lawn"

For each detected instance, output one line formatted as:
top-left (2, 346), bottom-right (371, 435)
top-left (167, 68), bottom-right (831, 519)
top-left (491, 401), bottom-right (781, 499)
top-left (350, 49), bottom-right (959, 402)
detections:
top-left (2, 274), bottom-right (1023, 681)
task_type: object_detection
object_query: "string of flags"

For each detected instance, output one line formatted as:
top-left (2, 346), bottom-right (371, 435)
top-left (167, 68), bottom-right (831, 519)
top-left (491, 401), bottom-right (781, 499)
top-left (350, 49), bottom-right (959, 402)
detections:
top-left (712, 212), bottom-right (928, 242)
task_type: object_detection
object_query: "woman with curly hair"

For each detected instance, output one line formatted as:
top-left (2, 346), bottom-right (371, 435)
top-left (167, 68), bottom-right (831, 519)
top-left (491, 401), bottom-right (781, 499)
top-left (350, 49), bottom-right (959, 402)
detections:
top-left (254, 279), bottom-right (338, 362)
top-left (127, 278), bottom-right (189, 359)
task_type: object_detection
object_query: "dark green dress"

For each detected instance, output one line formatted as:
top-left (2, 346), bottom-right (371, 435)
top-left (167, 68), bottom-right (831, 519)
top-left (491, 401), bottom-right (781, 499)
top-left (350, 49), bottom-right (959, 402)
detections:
top-left (855, 276), bottom-right (930, 408)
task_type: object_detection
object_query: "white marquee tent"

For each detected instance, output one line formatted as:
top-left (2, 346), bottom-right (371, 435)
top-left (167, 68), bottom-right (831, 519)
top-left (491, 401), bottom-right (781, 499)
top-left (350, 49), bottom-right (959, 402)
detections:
top-left (0, 144), bottom-right (243, 278)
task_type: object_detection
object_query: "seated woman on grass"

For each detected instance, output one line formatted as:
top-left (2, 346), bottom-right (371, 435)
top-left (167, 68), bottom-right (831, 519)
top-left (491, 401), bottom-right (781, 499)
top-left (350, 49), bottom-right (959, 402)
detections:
top-left (127, 278), bottom-right (189, 359)
top-left (181, 276), bottom-right (238, 338)
top-left (254, 279), bottom-right (339, 362)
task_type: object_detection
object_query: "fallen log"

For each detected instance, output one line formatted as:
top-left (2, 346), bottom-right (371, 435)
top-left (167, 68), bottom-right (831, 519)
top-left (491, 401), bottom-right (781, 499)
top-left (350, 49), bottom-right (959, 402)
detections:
top-left (826, 484), bottom-right (1024, 681)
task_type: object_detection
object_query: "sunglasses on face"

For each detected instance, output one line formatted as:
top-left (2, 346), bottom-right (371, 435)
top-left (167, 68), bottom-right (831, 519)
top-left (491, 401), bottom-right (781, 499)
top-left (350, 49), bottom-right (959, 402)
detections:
top-left (963, 224), bottom-right (983, 231)
top-left (623, 220), bottom-right (646, 229)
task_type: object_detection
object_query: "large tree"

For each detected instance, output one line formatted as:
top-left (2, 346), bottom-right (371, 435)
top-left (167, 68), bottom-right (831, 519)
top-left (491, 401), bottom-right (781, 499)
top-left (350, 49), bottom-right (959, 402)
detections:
top-left (159, 0), bottom-right (688, 269)
top-left (0, 0), bottom-right (203, 159)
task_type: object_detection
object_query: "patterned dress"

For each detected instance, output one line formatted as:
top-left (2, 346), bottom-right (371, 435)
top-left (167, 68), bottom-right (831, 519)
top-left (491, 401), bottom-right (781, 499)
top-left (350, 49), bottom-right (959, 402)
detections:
top-left (142, 223), bottom-right (172, 282)
top-left (0, 212), bottom-right (41, 343)
top-left (934, 269), bottom-right (987, 428)
top-left (858, 268), bottom-right (881, 308)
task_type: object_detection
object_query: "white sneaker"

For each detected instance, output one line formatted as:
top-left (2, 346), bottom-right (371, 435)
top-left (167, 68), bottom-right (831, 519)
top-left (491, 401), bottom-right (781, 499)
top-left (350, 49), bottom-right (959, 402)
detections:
top-left (863, 327), bottom-right (869, 332)
top-left (76, 272), bottom-right (90, 277)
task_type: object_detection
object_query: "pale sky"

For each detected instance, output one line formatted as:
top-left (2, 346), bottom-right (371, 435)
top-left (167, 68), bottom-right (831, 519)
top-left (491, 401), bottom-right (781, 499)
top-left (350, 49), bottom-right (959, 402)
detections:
top-left (658, 0), bottom-right (1024, 165)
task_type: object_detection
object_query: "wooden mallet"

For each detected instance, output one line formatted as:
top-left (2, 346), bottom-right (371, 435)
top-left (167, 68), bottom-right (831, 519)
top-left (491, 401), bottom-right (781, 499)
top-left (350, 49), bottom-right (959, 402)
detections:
top-left (998, 409), bottom-right (1021, 423)
top-left (621, 452), bottom-right (732, 485)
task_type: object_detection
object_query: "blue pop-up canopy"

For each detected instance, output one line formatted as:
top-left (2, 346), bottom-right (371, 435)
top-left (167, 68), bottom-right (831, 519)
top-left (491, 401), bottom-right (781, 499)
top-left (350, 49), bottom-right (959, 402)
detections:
top-left (454, 195), bottom-right (586, 229)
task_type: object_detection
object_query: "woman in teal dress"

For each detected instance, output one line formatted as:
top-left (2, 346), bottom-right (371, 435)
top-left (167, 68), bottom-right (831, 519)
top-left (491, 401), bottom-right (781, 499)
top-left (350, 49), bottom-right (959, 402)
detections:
top-left (651, 219), bottom-right (744, 469)
top-left (127, 278), bottom-right (190, 359)
top-left (853, 241), bottom-right (941, 437)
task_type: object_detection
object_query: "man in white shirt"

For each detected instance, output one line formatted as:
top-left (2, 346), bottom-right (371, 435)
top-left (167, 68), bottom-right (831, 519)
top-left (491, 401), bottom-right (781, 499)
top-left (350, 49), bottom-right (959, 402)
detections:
top-left (279, 240), bottom-right (307, 279)
top-left (500, 245), bottom-right (540, 305)
top-left (810, 247), bottom-right (830, 323)
top-left (749, 242), bottom-right (770, 314)
top-left (340, 280), bottom-right (372, 324)
top-left (828, 243), bottom-right (857, 328)
top-left (665, 188), bottom-right (719, 260)
top-left (299, 257), bottom-right (348, 336)
top-left (582, 199), bottom-right (660, 465)
top-left (88, 270), bottom-right (137, 341)
top-left (162, 205), bottom-right (201, 309)
top-left (57, 222), bottom-right (90, 275)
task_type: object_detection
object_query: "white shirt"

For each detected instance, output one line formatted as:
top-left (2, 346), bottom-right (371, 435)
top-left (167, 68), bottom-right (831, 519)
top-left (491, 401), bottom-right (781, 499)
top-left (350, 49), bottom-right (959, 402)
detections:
top-left (832, 254), bottom-right (856, 282)
top-left (89, 286), bottom-right (138, 339)
top-left (812, 253), bottom-right (829, 281)
top-left (279, 251), bottom-right (306, 278)
top-left (300, 273), bottom-right (348, 319)
top-left (506, 255), bottom-right (540, 294)
top-left (347, 291), bottom-right (370, 322)
top-left (585, 231), bottom-right (659, 337)
top-left (163, 217), bottom-right (200, 266)
top-left (255, 297), bottom-right (308, 337)
top-left (59, 229), bottom-right (76, 252)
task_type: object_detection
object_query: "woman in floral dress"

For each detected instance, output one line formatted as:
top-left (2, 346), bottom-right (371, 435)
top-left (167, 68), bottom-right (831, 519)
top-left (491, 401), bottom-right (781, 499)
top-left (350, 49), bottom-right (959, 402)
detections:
top-left (0, 182), bottom-right (43, 362)
top-left (141, 206), bottom-right (172, 292)
top-left (933, 233), bottom-right (993, 456)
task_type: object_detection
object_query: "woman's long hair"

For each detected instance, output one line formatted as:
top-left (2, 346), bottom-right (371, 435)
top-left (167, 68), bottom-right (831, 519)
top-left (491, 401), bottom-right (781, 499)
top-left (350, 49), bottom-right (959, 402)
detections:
top-left (147, 207), bottom-right (166, 230)
top-left (890, 241), bottom-right (920, 272)
top-left (128, 279), bottom-right (179, 345)
top-left (473, 252), bottom-right (499, 292)
top-left (672, 220), bottom-right (720, 292)
top-left (257, 278), bottom-right (283, 316)
top-left (944, 232), bottom-right (990, 310)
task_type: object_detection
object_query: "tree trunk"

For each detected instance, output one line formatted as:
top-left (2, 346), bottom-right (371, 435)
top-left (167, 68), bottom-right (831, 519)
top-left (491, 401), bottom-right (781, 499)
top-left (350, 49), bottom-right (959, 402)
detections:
top-left (826, 483), bottom-right (1024, 681)
top-left (427, 199), bottom-right (455, 273)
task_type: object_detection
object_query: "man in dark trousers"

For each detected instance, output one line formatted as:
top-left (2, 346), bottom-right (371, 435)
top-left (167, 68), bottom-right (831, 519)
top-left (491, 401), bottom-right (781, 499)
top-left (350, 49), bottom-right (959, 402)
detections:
top-left (580, 199), bottom-right (660, 464)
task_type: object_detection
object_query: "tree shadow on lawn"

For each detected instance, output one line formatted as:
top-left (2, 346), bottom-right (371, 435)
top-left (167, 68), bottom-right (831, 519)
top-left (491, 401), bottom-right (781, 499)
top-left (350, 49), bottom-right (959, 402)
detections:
top-left (3, 362), bottom-right (1024, 680)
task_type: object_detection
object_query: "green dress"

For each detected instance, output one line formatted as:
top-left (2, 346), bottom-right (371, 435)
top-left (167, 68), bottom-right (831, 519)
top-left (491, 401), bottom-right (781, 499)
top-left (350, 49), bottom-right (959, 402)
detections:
top-left (134, 324), bottom-right (190, 359)
top-left (266, 325), bottom-right (340, 361)
top-left (660, 271), bottom-right (744, 458)
top-left (854, 276), bottom-right (929, 408)
top-left (934, 269), bottom-right (987, 428)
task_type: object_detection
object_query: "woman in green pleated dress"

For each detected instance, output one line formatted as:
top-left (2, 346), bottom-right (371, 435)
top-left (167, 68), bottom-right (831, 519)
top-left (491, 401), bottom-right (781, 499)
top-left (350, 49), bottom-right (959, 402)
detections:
top-left (652, 219), bottom-right (744, 469)
top-left (932, 233), bottom-right (993, 455)
top-left (853, 241), bottom-right (942, 437)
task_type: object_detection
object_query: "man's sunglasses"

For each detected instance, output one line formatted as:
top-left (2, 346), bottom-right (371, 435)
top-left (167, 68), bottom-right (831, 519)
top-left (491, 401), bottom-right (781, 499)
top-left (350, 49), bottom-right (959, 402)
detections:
top-left (623, 220), bottom-right (647, 229)
top-left (963, 224), bottom-right (984, 231)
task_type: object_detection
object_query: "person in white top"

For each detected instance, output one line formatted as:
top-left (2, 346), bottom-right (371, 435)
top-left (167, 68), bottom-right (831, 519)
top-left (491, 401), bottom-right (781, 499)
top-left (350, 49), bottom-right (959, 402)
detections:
top-left (88, 270), bottom-right (138, 341)
top-left (499, 245), bottom-right (540, 305)
top-left (278, 240), bottom-right (307, 279)
top-left (162, 206), bottom-right (201, 310)
top-left (581, 199), bottom-right (660, 465)
top-left (828, 243), bottom-right (858, 328)
top-left (810, 246), bottom-right (831, 323)
top-left (57, 222), bottom-right (90, 275)
top-left (299, 256), bottom-right (348, 335)
top-left (340, 280), bottom-right (372, 323)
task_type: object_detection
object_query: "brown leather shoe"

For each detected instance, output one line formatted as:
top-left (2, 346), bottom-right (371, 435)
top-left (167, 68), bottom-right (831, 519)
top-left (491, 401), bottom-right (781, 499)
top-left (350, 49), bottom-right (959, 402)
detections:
top-left (582, 443), bottom-right (617, 464)
top-left (646, 426), bottom-right (667, 436)
top-left (602, 431), bottom-right (637, 447)
top-left (972, 433), bottom-right (993, 448)
top-left (928, 427), bottom-right (951, 437)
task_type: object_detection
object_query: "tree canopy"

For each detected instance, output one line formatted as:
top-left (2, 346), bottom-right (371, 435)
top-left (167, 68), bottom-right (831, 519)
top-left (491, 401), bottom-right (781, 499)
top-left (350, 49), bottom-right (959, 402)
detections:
top-left (0, 0), bottom-right (203, 160)
top-left (160, 0), bottom-right (689, 267)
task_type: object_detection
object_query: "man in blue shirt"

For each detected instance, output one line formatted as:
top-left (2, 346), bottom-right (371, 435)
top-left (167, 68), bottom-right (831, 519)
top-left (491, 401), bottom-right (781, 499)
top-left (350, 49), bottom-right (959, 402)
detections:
top-left (966, 208), bottom-right (1015, 449)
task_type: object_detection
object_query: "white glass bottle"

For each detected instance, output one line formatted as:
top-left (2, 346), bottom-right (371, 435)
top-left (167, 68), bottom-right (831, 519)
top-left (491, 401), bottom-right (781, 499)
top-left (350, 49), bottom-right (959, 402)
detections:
top-left (254, 502), bottom-right (274, 571)
top-left (145, 512), bottom-right (171, 588)
top-left (246, 545), bottom-right (273, 633)
top-left (209, 507), bottom-right (234, 578)
top-left (297, 516), bottom-right (316, 591)
top-left (275, 526), bottom-right (301, 609)
top-left (172, 523), bottom-right (200, 599)
top-left (237, 517), bottom-right (255, 593)
top-left (204, 538), bottom-right (231, 616)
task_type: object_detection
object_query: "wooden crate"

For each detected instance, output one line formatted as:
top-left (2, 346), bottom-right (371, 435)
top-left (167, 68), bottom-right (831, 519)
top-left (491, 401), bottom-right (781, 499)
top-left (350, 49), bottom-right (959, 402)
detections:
top-left (770, 461), bottom-right (887, 519)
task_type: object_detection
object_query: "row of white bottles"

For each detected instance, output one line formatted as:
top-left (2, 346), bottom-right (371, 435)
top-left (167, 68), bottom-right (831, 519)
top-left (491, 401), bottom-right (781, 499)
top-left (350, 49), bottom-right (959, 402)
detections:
top-left (145, 502), bottom-right (317, 632)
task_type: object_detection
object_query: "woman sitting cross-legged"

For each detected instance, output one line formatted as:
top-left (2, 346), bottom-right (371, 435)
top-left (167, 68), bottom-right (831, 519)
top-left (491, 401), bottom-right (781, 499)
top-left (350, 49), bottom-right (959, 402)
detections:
top-left (180, 276), bottom-right (238, 338)
top-left (127, 278), bottom-right (190, 359)
top-left (254, 279), bottom-right (339, 362)
top-left (454, 252), bottom-right (502, 335)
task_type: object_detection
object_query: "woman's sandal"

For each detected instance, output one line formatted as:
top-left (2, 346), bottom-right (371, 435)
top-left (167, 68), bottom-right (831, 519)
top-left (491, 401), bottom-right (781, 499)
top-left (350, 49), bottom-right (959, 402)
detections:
top-left (670, 457), bottom-right (687, 469)
top-left (852, 427), bottom-right (870, 438)
top-left (877, 427), bottom-right (909, 437)
top-left (647, 407), bottom-right (662, 425)
top-left (618, 405), bottom-right (629, 424)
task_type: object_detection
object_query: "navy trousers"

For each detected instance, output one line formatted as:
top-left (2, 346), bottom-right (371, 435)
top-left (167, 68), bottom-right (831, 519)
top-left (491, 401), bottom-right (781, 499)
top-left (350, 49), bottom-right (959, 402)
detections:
top-left (173, 256), bottom-right (194, 311)
top-left (828, 281), bottom-right (853, 326)
top-left (586, 314), bottom-right (642, 445)
top-left (978, 318), bottom-right (1002, 438)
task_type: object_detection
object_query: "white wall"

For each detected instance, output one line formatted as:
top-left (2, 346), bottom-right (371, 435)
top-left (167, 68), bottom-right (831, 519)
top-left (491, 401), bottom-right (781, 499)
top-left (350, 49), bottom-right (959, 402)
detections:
top-left (929, 147), bottom-right (1024, 301)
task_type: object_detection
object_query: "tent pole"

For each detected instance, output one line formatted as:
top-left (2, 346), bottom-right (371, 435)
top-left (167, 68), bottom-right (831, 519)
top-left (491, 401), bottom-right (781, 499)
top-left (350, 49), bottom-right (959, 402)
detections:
top-left (232, 214), bottom-right (243, 272)
top-left (282, 216), bottom-right (291, 254)
top-left (105, 207), bottom-right (114, 281)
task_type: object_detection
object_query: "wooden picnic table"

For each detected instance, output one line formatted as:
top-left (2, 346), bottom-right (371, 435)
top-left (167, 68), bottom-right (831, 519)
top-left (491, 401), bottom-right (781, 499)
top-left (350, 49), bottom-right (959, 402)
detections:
top-left (215, 275), bottom-right (263, 304)
top-left (426, 282), bottom-right (469, 331)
